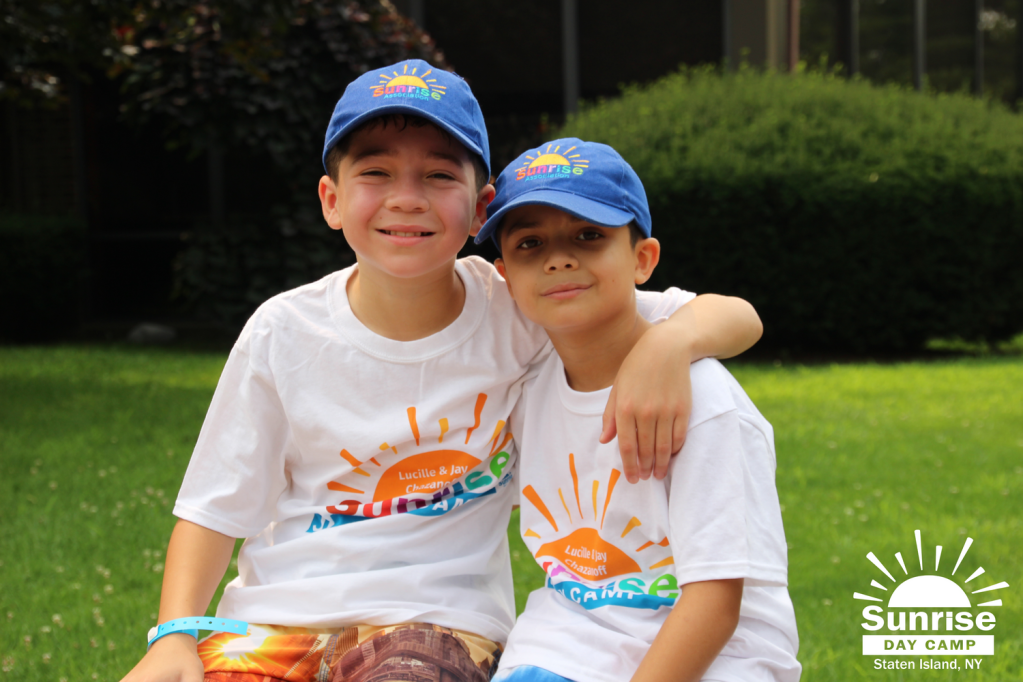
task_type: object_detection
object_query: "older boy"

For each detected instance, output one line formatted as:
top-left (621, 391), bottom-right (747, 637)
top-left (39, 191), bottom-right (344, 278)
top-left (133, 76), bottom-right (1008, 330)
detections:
top-left (482, 139), bottom-right (800, 682)
top-left (121, 64), bottom-right (762, 682)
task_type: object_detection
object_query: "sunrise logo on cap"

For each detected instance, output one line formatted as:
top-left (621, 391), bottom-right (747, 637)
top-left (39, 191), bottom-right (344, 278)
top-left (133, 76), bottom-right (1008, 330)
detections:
top-left (370, 63), bottom-right (446, 101)
top-left (515, 143), bottom-right (589, 181)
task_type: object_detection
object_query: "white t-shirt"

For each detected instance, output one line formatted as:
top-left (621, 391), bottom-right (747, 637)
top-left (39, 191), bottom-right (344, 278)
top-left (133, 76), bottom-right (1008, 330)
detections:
top-left (174, 256), bottom-right (690, 643)
top-left (501, 354), bottom-right (801, 682)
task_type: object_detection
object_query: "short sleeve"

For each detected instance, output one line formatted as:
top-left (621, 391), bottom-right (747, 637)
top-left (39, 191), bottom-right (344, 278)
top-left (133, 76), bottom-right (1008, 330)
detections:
top-left (173, 334), bottom-right (292, 538)
top-left (666, 410), bottom-right (788, 587)
top-left (507, 365), bottom-right (543, 506)
top-left (636, 287), bottom-right (696, 322)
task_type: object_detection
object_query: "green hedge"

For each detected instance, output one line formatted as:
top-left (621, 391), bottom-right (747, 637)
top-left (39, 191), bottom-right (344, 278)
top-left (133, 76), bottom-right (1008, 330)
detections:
top-left (173, 205), bottom-right (355, 326)
top-left (561, 67), bottom-right (1023, 351)
top-left (0, 213), bottom-right (88, 342)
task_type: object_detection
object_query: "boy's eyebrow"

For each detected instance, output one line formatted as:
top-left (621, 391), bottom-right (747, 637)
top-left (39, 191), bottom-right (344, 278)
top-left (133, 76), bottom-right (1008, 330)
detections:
top-left (503, 219), bottom-right (541, 236)
top-left (427, 150), bottom-right (468, 165)
top-left (348, 147), bottom-right (467, 166)
top-left (505, 214), bottom-right (586, 235)
top-left (349, 147), bottom-right (392, 164)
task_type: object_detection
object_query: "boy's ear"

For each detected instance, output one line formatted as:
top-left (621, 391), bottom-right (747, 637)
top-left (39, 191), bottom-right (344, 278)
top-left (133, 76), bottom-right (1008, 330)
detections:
top-left (319, 175), bottom-right (343, 231)
top-left (494, 258), bottom-right (515, 300)
top-left (634, 237), bottom-right (660, 285)
top-left (470, 183), bottom-right (496, 237)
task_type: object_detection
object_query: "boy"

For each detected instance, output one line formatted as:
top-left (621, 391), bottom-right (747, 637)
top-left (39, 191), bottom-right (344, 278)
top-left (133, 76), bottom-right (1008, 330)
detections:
top-left (481, 139), bottom-right (800, 682)
top-left (121, 63), bottom-right (763, 682)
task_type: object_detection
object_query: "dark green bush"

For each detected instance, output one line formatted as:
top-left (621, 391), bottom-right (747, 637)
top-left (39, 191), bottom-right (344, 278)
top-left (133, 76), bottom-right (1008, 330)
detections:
top-left (561, 66), bottom-right (1023, 351)
top-left (173, 205), bottom-right (355, 326)
top-left (0, 213), bottom-right (88, 342)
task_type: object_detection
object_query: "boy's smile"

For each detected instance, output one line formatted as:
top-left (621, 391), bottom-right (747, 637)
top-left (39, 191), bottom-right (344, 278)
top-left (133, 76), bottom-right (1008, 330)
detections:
top-left (542, 281), bottom-right (592, 300)
top-left (319, 122), bottom-right (493, 282)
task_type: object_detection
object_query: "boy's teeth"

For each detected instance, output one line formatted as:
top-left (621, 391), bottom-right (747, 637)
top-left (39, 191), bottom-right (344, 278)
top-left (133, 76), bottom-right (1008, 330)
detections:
top-left (384, 230), bottom-right (428, 237)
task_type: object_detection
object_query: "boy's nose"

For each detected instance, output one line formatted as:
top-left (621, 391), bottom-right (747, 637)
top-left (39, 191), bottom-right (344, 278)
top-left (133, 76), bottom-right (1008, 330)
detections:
top-left (386, 178), bottom-right (429, 212)
top-left (544, 248), bottom-right (579, 272)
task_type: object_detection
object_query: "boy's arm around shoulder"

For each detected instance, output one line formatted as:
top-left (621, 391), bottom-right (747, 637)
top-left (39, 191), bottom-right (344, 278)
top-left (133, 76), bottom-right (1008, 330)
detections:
top-left (119, 519), bottom-right (237, 682)
top-left (630, 578), bottom-right (744, 682)
top-left (604, 293), bottom-right (762, 483)
top-left (666, 293), bottom-right (763, 361)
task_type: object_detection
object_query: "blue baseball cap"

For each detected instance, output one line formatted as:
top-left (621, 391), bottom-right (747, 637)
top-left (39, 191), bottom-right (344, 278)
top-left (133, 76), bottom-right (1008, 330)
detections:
top-left (476, 138), bottom-right (651, 247)
top-left (322, 59), bottom-right (490, 176)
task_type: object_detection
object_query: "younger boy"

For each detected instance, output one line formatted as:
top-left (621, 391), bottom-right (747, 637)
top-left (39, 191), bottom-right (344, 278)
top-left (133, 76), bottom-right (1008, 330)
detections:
top-left (482, 139), bottom-right (801, 682)
top-left (121, 63), bottom-right (763, 682)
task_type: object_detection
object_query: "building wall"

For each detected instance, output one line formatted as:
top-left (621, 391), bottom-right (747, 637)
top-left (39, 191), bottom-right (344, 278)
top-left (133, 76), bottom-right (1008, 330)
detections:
top-left (401, 0), bottom-right (723, 113)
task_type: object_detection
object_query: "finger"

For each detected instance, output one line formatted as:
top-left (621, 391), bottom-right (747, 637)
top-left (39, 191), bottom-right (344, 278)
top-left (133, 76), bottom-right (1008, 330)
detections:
top-left (653, 414), bottom-right (673, 480)
top-left (634, 409), bottom-right (656, 480)
top-left (671, 414), bottom-right (688, 456)
top-left (600, 384), bottom-right (618, 444)
top-left (673, 374), bottom-right (693, 455)
top-left (617, 410), bottom-right (640, 483)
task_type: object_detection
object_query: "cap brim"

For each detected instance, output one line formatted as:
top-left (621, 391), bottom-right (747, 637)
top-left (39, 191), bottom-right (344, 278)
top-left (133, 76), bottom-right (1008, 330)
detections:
top-left (476, 188), bottom-right (635, 246)
top-left (323, 104), bottom-right (487, 175)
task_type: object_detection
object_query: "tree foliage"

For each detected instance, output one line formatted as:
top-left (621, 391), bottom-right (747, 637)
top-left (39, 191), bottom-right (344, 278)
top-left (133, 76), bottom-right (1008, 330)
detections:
top-left (118, 0), bottom-right (446, 176)
top-left (0, 0), bottom-right (131, 107)
top-left (2, 0), bottom-right (446, 173)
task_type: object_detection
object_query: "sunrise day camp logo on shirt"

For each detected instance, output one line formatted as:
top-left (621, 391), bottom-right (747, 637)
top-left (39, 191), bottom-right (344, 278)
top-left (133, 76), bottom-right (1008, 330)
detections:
top-left (514, 143), bottom-right (589, 182)
top-left (855, 529), bottom-right (1009, 672)
top-left (306, 394), bottom-right (513, 533)
top-left (522, 454), bottom-right (678, 611)
top-left (370, 63), bottom-right (446, 101)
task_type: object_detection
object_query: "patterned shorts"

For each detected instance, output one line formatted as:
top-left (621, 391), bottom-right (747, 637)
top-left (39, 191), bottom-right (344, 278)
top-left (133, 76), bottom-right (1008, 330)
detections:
top-left (200, 622), bottom-right (501, 682)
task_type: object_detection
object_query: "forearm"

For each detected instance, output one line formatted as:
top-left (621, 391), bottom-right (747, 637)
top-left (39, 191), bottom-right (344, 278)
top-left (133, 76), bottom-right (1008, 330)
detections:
top-left (159, 518), bottom-right (236, 619)
top-left (120, 519), bottom-right (236, 681)
top-left (631, 579), bottom-right (743, 682)
top-left (153, 519), bottom-right (236, 645)
top-left (666, 294), bottom-right (762, 361)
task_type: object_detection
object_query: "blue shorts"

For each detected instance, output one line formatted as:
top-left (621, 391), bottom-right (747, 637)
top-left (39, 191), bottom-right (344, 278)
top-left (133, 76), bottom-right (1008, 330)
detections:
top-left (493, 666), bottom-right (575, 682)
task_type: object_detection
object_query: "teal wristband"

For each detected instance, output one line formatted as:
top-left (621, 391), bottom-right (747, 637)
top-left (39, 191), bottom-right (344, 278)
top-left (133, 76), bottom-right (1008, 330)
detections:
top-left (146, 617), bottom-right (249, 650)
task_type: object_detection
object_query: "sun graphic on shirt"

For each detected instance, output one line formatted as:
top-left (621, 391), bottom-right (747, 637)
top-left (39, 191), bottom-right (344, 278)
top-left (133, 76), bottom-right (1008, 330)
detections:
top-left (327, 394), bottom-right (513, 505)
top-left (522, 454), bottom-right (672, 582)
top-left (371, 62), bottom-right (447, 97)
top-left (521, 143), bottom-right (589, 172)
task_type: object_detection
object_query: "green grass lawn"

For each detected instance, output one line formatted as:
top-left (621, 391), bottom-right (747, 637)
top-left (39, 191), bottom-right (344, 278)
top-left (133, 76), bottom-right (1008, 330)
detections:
top-left (2, 346), bottom-right (1021, 680)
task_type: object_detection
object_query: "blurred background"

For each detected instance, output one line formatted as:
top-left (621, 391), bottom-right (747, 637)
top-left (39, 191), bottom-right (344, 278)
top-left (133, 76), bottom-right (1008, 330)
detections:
top-left (2, 0), bottom-right (1022, 354)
